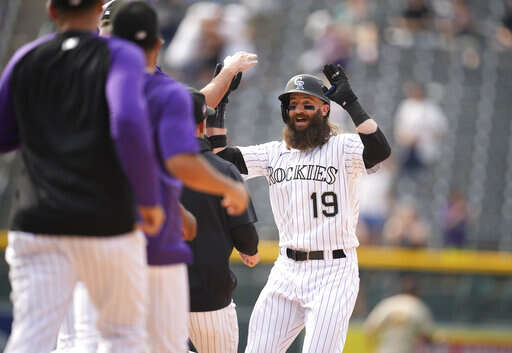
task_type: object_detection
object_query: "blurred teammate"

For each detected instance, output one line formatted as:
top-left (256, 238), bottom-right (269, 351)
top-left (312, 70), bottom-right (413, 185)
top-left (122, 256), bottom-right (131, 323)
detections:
top-left (0, 0), bottom-right (164, 352)
top-left (183, 88), bottom-right (260, 353)
top-left (207, 65), bottom-right (391, 352)
top-left (365, 277), bottom-right (434, 353)
top-left (55, 1), bottom-right (256, 352)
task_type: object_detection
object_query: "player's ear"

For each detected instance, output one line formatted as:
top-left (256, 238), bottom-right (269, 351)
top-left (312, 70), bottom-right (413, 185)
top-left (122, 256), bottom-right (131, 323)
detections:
top-left (321, 103), bottom-right (330, 117)
top-left (47, 1), bottom-right (58, 20)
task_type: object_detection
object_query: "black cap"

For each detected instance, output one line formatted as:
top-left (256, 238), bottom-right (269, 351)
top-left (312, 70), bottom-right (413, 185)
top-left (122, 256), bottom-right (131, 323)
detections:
top-left (51, 0), bottom-right (99, 10)
top-left (278, 74), bottom-right (330, 105)
top-left (188, 88), bottom-right (215, 125)
top-left (112, 1), bottom-right (159, 50)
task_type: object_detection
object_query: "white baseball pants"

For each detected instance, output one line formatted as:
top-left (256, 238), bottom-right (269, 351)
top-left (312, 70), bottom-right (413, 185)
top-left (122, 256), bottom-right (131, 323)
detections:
top-left (189, 301), bottom-right (239, 353)
top-left (4, 230), bottom-right (148, 353)
top-left (55, 263), bottom-right (189, 353)
top-left (244, 247), bottom-right (359, 353)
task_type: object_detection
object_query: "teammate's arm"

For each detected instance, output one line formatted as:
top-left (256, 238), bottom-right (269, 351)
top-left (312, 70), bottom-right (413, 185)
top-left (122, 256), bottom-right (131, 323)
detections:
top-left (106, 43), bottom-right (164, 234)
top-left (323, 64), bottom-right (392, 169)
top-left (0, 62), bottom-right (19, 153)
top-left (180, 203), bottom-right (197, 241)
top-left (200, 51), bottom-right (257, 108)
top-left (166, 154), bottom-right (248, 216)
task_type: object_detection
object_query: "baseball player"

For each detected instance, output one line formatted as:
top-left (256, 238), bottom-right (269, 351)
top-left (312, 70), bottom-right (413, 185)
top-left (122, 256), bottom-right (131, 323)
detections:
top-left (182, 87), bottom-right (260, 353)
top-left (207, 65), bottom-right (392, 352)
top-left (54, 2), bottom-right (256, 352)
top-left (0, 0), bottom-right (165, 352)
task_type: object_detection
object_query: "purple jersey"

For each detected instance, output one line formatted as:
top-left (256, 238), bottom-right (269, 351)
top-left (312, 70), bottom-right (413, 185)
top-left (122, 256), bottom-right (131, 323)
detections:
top-left (144, 68), bottom-right (199, 265)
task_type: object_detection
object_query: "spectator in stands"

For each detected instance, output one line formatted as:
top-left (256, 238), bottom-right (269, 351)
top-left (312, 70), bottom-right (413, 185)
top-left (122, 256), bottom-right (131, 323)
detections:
top-left (399, 0), bottom-right (433, 33)
top-left (394, 81), bottom-right (447, 177)
top-left (357, 157), bottom-right (396, 245)
top-left (383, 199), bottom-right (430, 248)
top-left (365, 276), bottom-right (434, 353)
top-left (164, 2), bottom-right (255, 87)
top-left (496, 0), bottom-right (512, 49)
top-left (442, 191), bottom-right (470, 248)
top-left (437, 0), bottom-right (475, 38)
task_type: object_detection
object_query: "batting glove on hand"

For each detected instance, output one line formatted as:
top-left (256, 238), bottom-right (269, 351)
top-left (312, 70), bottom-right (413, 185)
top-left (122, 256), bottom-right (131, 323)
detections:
top-left (207, 63), bottom-right (243, 128)
top-left (322, 64), bottom-right (358, 109)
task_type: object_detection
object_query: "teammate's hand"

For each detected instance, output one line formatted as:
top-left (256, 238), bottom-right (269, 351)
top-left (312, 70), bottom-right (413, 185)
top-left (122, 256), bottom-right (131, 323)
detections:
top-left (182, 207), bottom-right (197, 241)
top-left (239, 251), bottom-right (260, 268)
top-left (322, 64), bottom-right (358, 108)
top-left (221, 181), bottom-right (249, 216)
top-left (223, 51), bottom-right (258, 74)
top-left (137, 205), bottom-right (165, 236)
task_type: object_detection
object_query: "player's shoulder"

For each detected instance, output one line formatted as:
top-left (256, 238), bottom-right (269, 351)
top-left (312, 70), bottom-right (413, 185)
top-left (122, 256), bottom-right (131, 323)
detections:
top-left (146, 71), bottom-right (191, 105)
top-left (333, 132), bottom-right (363, 146)
top-left (104, 35), bottom-right (145, 65)
top-left (205, 151), bottom-right (243, 180)
top-left (7, 33), bottom-right (55, 69)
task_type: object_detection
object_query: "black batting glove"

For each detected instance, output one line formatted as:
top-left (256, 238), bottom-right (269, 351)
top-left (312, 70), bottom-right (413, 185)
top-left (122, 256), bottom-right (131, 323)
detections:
top-left (206, 63), bottom-right (243, 128)
top-left (322, 64), bottom-right (358, 109)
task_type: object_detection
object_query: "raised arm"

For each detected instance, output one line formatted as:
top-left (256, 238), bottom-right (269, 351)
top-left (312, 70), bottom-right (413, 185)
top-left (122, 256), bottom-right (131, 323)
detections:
top-left (200, 51), bottom-right (257, 108)
top-left (323, 64), bottom-right (392, 169)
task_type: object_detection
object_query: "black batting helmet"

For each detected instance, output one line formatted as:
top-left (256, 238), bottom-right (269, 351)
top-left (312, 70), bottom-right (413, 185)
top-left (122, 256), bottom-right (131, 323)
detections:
top-left (278, 74), bottom-right (330, 123)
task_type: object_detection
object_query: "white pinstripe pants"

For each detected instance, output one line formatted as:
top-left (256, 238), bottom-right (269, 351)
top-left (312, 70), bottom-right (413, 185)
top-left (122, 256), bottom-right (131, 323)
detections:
top-left (54, 264), bottom-right (189, 353)
top-left (189, 301), bottom-right (239, 353)
top-left (4, 230), bottom-right (149, 353)
top-left (244, 248), bottom-right (359, 353)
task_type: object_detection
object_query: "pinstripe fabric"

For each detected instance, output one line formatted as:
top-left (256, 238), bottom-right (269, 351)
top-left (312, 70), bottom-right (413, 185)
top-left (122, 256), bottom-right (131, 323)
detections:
top-left (147, 264), bottom-right (189, 353)
top-left (189, 301), bottom-right (239, 353)
top-left (245, 248), bottom-right (359, 353)
top-left (56, 282), bottom-right (99, 352)
top-left (238, 134), bottom-right (373, 252)
top-left (55, 264), bottom-right (189, 353)
top-left (4, 230), bottom-right (148, 353)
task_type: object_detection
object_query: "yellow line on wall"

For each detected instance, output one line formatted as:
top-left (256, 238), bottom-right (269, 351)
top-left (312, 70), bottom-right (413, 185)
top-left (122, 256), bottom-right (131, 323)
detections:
top-left (231, 241), bottom-right (512, 275)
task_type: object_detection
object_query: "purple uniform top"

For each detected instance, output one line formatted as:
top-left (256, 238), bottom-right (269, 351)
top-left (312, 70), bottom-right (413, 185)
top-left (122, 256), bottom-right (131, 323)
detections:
top-left (0, 31), bottom-right (160, 236)
top-left (144, 68), bottom-right (199, 265)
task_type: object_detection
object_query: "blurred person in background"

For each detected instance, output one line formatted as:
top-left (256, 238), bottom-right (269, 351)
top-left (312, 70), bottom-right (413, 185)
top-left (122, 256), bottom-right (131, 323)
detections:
top-left (164, 2), bottom-right (255, 87)
top-left (442, 191), bottom-right (470, 248)
top-left (394, 81), bottom-right (447, 178)
top-left (383, 199), bottom-right (430, 248)
top-left (496, 0), bottom-right (512, 49)
top-left (357, 157), bottom-right (396, 245)
top-left (365, 276), bottom-right (434, 353)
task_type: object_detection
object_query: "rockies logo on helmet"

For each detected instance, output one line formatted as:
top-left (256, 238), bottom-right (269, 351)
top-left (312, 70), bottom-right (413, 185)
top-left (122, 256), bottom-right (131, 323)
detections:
top-left (278, 74), bottom-right (330, 123)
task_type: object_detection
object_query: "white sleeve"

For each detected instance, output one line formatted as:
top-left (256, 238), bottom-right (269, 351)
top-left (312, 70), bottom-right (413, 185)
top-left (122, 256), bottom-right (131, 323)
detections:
top-left (341, 134), bottom-right (368, 178)
top-left (237, 142), bottom-right (275, 180)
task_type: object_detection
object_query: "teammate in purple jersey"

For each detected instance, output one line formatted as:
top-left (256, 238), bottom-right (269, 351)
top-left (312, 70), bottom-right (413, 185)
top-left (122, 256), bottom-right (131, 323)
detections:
top-left (55, 2), bottom-right (258, 352)
top-left (0, 0), bottom-right (165, 352)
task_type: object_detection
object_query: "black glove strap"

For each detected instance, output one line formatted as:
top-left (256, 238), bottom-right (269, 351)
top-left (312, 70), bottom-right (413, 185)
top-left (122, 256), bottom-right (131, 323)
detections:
top-left (208, 135), bottom-right (227, 149)
top-left (345, 100), bottom-right (370, 127)
top-left (206, 103), bottom-right (226, 128)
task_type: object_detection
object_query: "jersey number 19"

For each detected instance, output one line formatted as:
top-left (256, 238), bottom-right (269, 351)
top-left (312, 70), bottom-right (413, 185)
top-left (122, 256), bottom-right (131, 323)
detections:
top-left (310, 192), bottom-right (338, 218)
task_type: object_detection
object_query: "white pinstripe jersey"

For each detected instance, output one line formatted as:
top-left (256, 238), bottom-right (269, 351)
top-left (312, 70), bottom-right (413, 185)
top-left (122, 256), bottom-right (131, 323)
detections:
top-left (239, 133), bottom-right (376, 251)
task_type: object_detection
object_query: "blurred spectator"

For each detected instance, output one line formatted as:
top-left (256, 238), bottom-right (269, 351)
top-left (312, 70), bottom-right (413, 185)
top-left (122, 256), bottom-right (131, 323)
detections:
top-left (437, 0), bottom-right (475, 38)
top-left (442, 191), bottom-right (470, 248)
top-left (357, 158), bottom-right (396, 245)
top-left (299, 10), bottom-right (352, 73)
top-left (365, 276), bottom-right (434, 353)
top-left (496, 0), bottom-right (512, 49)
top-left (383, 199), bottom-right (430, 248)
top-left (153, 0), bottom-right (188, 44)
top-left (399, 0), bottom-right (433, 33)
top-left (394, 82), bottom-right (447, 177)
top-left (164, 2), bottom-right (255, 87)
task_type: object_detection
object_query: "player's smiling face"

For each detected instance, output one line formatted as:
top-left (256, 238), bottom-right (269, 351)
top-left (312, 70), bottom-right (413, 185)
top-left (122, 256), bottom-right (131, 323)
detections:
top-left (288, 93), bottom-right (329, 130)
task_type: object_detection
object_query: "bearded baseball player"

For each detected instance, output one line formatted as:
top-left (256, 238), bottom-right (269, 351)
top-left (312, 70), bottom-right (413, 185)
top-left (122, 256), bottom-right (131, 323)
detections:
top-left (207, 66), bottom-right (391, 352)
top-left (0, 0), bottom-right (166, 352)
top-left (54, 1), bottom-right (256, 352)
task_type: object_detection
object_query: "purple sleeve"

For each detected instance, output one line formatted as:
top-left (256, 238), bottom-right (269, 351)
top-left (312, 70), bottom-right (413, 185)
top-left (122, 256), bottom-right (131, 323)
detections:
top-left (106, 39), bottom-right (161, 206)
top-left (0, 34), bottom-right (54, 153)
top-left (158, 86), bottom-right (199, 160)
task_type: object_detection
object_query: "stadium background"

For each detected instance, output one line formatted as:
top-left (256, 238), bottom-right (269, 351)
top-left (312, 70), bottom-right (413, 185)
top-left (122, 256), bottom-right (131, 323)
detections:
top-left (0, 0), bottom-right (511, 352)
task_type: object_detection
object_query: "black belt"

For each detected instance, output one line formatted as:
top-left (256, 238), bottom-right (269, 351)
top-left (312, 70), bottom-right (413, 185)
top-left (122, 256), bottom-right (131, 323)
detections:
top-left (286, 248), bottom-right (346, 261)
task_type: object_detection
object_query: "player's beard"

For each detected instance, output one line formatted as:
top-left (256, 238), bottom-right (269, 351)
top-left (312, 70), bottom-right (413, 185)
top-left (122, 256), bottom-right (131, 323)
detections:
top-left (283, 110), bottom-right (334, 151)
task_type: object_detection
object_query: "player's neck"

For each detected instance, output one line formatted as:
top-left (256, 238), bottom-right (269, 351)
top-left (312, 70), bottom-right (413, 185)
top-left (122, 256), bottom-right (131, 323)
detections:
top-left (55, 14), bottom-right (99, 33)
